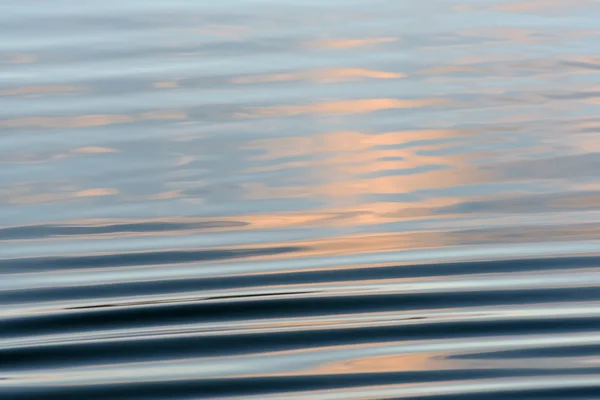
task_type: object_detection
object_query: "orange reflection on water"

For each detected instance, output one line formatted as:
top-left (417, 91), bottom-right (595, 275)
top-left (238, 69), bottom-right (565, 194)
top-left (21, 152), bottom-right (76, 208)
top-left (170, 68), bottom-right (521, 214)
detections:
top-left (0, 110), bottom-right (188, 128)
top-left (238, 98), bottom-right (449, 118)
top-left (3, 53), bottom-right (37, 64)
top-left (0, 85), bottom-right (85, 97)
top-left (308, 352), bottom-right (447, 375)
top-left (231, 68), bottom-right (404, 84)
top-left (10, 188), bottom-right (119, 205)
top-left (0, 146), bottom-right (119, 167)
top-left (75, 188), bottom-right (119, 198)
top-left (152, 81), bottom-right (179, 89)
top-left (305, 37), bottom-right (398, 49)
top-left (248, 129), bottom-right (471, 160)
top-left (244, 128), bottom-right (484, 204)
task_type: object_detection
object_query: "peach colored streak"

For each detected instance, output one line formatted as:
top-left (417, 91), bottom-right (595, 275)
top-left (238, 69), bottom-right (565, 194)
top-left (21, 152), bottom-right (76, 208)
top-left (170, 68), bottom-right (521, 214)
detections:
top-left (239, 98), bottom-right (449, 117)
top-left (153, 81), bottom-right (179, 89)
top-left (306, 37), bottom-right (398, 49)
top-left (0, 85), bottom-right (85, 96)
top-left (231, 68), bottom-right (404, 84)
top-left (0, 110), bottom-right (187, 128)
top-left (75, 188), bottom-right (119, 197)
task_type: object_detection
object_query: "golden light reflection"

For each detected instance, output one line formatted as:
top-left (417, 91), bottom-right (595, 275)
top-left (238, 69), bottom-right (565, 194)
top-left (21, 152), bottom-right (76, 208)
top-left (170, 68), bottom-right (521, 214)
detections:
top-left (0, 85), bottom-right (85, 96)
top-left (231, 68), bottom-right (404, 84)
top-left (242, 168), bottom-right (483, 203)
top-left (224, 222), bottom-right (600, 262)
top-left (150, 191), bottom-right (181, 200)
top-left (7, 188), bottom-right (119, 204)
top-left (243, 128), bottom-right (485, 205)
top-left (308, 352), bottom-right (445, 374)
top-left (0, 110), bottom-right (187, 128)
top-left (0, 146), bottom-right (118, 166)
top-left (232, 202), bottom-right (442, 230)
top-left (4, 53), bottom-right (37, 64)
top-left (75, 188), bottom-right (119, 197)
top-left (152, 81), bottom-right (179, 89)
top-left (305, 37), bottom-right (398, 49)
top-left (237, 98), bottom-right (449, 118)
top-left (247, 129), bottom-right (470, 160)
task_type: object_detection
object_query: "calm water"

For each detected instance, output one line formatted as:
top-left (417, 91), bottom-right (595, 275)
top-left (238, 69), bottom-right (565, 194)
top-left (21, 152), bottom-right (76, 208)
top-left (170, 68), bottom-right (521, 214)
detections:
top-left (2, 1), bottom-right (600, 399)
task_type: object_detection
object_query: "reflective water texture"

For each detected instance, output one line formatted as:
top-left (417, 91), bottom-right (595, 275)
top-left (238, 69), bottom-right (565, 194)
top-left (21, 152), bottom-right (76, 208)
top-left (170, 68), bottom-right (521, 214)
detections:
top-left (2, 0), bottom-right (600, 399)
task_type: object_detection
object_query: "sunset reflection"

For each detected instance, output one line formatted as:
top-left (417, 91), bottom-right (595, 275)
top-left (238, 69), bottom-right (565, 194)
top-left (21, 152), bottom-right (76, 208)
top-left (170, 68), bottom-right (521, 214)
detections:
top-left (0, 110), bottom-right (187, 128)
top-left (3, 1), bottom-right (600, 398)
top-left (231, 68), bottom-right (404, 84)
top-left (243, 128), bottom-right (485, 204)
top-left (305, 37), bottom-right (398, 49)
top-left (238, 98), bottom-right (450, 117)
top-left (308, 352), bottom-right (446, 374)
top-left (0, 85), bottom-right (85, 96)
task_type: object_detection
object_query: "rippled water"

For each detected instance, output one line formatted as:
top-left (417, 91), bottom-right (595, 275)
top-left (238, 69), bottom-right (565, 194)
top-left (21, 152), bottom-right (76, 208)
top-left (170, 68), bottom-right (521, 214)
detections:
top-left (2, 1), bottom-right (600, 399)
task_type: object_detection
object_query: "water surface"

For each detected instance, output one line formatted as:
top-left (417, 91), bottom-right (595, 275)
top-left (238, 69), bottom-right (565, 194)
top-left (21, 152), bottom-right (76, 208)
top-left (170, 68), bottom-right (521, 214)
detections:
top-left (2, 1), bottom-right (600, 399)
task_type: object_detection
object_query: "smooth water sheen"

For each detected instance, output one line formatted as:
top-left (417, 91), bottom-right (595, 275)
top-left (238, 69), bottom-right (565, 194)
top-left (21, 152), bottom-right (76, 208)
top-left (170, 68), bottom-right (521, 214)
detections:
top-left (2, 1), bottom-right (600, 399)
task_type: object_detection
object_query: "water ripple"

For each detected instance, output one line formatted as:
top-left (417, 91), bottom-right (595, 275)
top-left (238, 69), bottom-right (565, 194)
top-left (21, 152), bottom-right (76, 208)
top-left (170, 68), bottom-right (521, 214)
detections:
top-left (2, 0), bottom-right (600, 399)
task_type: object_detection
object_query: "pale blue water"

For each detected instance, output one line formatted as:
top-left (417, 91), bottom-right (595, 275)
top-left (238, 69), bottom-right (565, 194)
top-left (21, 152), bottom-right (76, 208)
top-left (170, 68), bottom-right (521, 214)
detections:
top-left (2, 1), bottom-right (600, 399)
